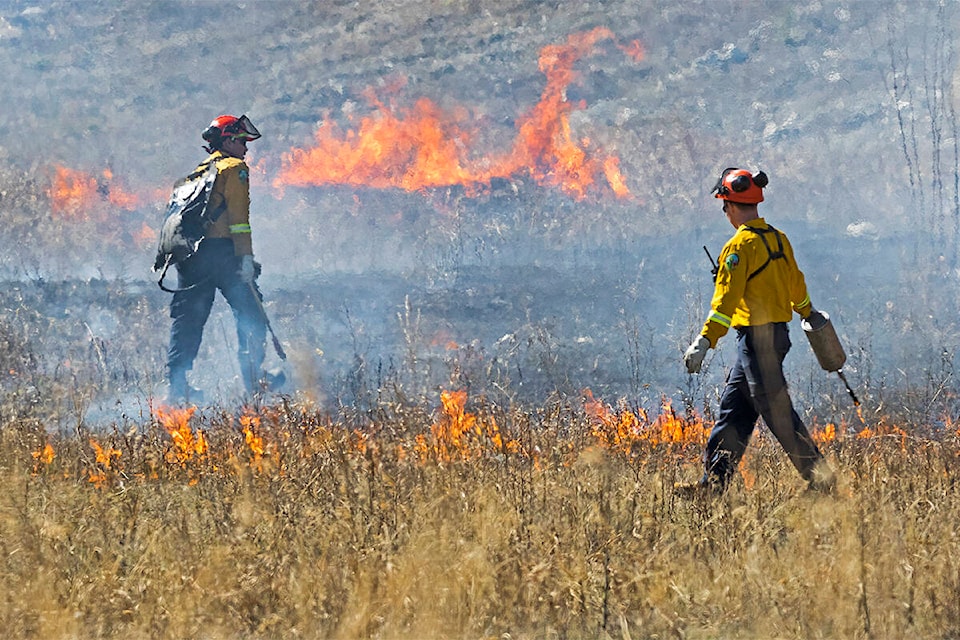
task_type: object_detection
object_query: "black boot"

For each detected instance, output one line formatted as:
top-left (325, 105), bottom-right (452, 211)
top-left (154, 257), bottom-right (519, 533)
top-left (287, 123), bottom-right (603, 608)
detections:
top-left (674, 477), bottom-right (725, 498)
top-left (264, 367), bottom-right (286, 391)
top-left (166, 369), bottom-right (203, 404)
top-left (242, 367), bottom-right (286, 396)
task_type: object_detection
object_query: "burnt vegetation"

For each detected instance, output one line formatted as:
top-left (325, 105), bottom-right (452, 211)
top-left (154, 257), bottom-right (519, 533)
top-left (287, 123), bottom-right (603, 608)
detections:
top-left (1, 0), bottom-right (960, 638)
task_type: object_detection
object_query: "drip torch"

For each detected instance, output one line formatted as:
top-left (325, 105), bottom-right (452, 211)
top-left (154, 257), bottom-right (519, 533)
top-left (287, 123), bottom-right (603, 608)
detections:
top-left (801, 310), bottom-right (859, 406)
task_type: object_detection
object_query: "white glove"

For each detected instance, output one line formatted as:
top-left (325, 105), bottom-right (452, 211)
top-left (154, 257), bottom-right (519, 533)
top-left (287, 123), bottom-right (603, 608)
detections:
top-left (683, 336), bottom-right (711, 374)
top-left (239, 255), bottom-right (256, 284)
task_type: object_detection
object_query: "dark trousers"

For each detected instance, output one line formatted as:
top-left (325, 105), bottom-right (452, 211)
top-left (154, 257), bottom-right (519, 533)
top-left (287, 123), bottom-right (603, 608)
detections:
top-left (167, 238), bottom-right (266, 393)
top-left (702, 323), bottom-right (823, 486)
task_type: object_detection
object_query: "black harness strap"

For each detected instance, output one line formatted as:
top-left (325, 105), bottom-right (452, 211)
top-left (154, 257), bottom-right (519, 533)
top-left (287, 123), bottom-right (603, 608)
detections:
top-left (742, 224), bottom-right (785, 281)
top-left (187, 159), bottom-right (218, 181)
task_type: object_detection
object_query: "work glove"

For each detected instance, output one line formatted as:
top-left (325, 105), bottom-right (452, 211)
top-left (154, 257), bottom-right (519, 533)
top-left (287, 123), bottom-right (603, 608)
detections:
top-left (239, 255), bottom-right (256, 284)
top-left (683, 336), bottom-right (711, 374)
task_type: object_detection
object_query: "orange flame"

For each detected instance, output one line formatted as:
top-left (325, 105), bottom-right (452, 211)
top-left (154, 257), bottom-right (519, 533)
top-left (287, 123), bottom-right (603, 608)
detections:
top-left (275, 28), bottom-right (637, 200)
top-left (87, 471), bottom-right (108, 488)
top-left (32, 442), bottom-right (55, 465)
top-left (811, 417), bottom-right (911, 450)
top-left (620, 39), bottom-right (645, 63)
top-left (90, 438), bottom-right (121, 469)
top-left (153, 405), bottom-right (208, 465)
top-left (425, 389), bottom-right (476, 460)
top-left (32, 441), bottom-right (56, 475)
top-left (602, 157), bottom-right (630, 198)
top-left (50, 166), bottom-right (101, 220)
top-left (87, 438), bottom-right (121, 488)
top-left (133, 221), bottom-right (158, 248)
top-left (812, 423), bottom-right (837, 445)
top-left (352, 429), bottom-right (371, 455)
top-left (415, 389), bottom-right (519, 462)
top-left (100, 168), bottom-right (142, 209)
top-left (584, 390), bottom-right (709, 456)
top-left (241, 414), bottom-right (266, 471)
top-left (739, 457), bottom-right (756, 490)
top-left (49, 165), bottom-right (143, 221)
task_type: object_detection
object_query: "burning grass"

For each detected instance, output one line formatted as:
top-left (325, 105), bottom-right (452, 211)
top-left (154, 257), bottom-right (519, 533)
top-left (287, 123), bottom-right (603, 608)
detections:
top-left (2, 392), bottom-right (960, 639)
top-left (275, 27), bottom-right (639, 200)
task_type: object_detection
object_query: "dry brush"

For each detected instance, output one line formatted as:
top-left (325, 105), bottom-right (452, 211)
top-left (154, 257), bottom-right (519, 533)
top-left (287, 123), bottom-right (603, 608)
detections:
top-left (1, 392), bottom-right (959, 639)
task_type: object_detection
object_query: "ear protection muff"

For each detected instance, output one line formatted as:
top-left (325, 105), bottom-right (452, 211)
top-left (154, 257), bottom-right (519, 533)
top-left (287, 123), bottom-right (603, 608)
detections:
top-left (713, 168), bottom-right (767, 203)
top-left (729, 173), bottom-right (751, 193)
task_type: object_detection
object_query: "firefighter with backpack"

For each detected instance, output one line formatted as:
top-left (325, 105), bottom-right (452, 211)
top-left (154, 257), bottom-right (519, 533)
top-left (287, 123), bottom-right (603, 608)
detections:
top-left (680, 168), bottom-right (835, 494)
top-left (158, 114), bottom-right (283, 402)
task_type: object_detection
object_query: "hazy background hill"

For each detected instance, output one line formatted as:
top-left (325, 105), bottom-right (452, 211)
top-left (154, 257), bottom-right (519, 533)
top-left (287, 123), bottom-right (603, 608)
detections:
top-left (0, 0), bottom-right (956, 418)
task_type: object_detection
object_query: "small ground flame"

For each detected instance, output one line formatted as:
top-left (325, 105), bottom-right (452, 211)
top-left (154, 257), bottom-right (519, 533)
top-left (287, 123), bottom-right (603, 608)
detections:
top-left (153, 405), bottom-right (208, 465)
top-left (415, 389), bottom-right (518, 462)
top-left (32, 442), bottom-right (55, 464)
top-left (87, 438), bottom-right (122, 489)
top-left (240, 414), bottom-right (266, 470)
top-left (90, 438), bottom-right (121, 469)
top-left (31, 442), bottom-right (55, 474)
top-left (812, 423), bottom-right (837, 445)
top-left (584, 390), bottom-right (709, 456)
top-left (417, 389), bottom-right (476, 461)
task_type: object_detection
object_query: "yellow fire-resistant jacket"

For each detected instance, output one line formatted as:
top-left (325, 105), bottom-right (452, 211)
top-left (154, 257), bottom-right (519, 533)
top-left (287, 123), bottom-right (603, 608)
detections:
top-left (202, 151), bottom-right (253, 256)
top-left (700, 217), bottom-right (812, 347)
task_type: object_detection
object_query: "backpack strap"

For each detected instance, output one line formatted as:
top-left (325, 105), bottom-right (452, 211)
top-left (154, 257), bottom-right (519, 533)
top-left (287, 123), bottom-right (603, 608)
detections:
top-left (186, 157), bottom-right (216, 180)
top-left (200, 160), bottom-right (228, 224)
top-left (156, 253), bottom-right (207, 293)
top-left (741, 224), bottom-right (785, 281)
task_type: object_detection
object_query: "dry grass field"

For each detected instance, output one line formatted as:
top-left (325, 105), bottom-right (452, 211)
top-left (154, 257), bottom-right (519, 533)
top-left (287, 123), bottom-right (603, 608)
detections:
top-left (2, 390), bottom-right (959, 639)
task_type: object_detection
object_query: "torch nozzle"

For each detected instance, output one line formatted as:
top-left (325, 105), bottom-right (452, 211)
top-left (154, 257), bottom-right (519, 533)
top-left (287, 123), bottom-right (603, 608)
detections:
top-left (836, 369), bottom-right (860, 406)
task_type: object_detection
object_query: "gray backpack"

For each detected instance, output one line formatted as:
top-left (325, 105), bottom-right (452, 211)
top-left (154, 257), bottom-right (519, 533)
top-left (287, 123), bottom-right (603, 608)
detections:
top-left (153, 159), bottom-right (224, 292)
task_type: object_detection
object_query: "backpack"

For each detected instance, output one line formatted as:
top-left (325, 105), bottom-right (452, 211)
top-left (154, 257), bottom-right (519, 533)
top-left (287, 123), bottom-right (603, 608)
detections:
top-left (153, 159), bottom-right (225, 292)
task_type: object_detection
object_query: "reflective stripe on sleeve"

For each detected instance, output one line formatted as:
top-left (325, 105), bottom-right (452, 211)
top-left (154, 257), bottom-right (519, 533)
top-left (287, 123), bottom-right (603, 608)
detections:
top-left (229, 223), bottom-right (252, 234)
top-left (707, 310), bottom-right (732, 328)
top-left (796, 294), bottom-right (810, 309)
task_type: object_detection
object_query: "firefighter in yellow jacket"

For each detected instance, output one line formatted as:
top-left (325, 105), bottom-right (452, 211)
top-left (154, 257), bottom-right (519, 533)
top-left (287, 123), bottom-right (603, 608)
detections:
top-left (166, 114), bottom-right (282, 401)
top-left (682, 168), bottom-right (834, 493)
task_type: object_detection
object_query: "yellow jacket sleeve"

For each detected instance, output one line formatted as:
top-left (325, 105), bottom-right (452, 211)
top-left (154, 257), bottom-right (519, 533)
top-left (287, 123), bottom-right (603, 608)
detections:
top-left (785, 234), bottom-right (812, 318)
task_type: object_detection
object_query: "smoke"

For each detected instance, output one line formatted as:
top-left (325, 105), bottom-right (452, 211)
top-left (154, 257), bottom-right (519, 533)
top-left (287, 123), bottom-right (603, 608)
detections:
top-left (0, 1), bottom-right (958, 426)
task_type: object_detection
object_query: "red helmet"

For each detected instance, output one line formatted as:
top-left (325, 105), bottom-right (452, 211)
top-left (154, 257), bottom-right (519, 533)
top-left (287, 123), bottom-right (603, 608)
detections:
top-left (713, 167), bottom-right (767, 204)
top-left (201, 114), bottom-right (261, 149)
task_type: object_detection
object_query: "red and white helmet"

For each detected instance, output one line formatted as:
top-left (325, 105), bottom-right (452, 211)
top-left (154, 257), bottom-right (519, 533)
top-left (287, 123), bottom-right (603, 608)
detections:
top-left (201, 114), bottom-right (261, 149)
top-left (712, 167), bottom-right (768, 204)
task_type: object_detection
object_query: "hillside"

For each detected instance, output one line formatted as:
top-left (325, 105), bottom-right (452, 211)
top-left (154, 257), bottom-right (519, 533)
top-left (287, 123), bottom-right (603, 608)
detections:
top-left (0, 1), bottom-right (929, 233)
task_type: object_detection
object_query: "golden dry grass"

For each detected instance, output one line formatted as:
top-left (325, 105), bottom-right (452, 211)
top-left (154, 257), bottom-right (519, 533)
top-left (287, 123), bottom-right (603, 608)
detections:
top-left (1, 395), bottom-right (959, 639)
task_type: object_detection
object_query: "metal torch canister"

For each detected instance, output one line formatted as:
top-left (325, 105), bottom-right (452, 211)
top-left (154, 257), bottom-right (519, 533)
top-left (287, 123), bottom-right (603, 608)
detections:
top-left (801, 310), bottom-right (846, 372)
